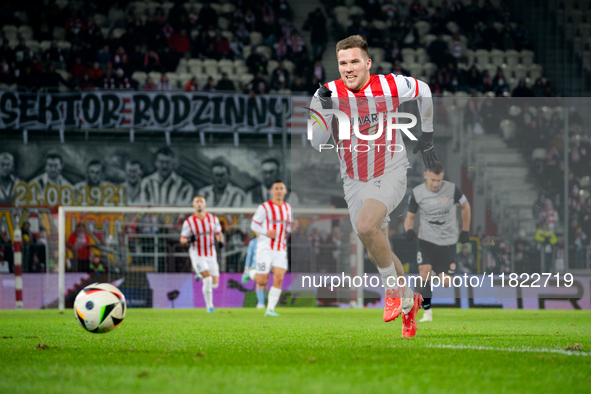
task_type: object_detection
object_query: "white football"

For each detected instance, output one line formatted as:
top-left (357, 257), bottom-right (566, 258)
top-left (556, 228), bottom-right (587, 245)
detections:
top-left (74, 283), bottom-right (127, 334)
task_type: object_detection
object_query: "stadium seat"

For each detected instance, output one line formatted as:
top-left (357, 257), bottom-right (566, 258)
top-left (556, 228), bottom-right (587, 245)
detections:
top-left (242, 45), bottom-right (252, 59)
top-left (373, 20), bottom-right (387, 30)
top-left (520, 50), bottom-right (534, 66)
top-left (147, 2), bottom-right (160, 15)
top-left (53, 26), bottom-right (66, 40)
top-left (2, 25), bottom-right (17, 35)
top-left (380, 61), bottom-right (393, 73)
top-left (240, 73), bottom-right (255, 87)
top-left (466, 50), bottom-right (476, 65)
top-left (344, 0), bottom-right (355, 6)
top-left (529, 64), bottom-right (543, 80)
top-left (282, 60), bottom-right (295, 75)
top-left (218, 17), bottom-right (230, 30)
top-left (222, 3), bottom-right (236, 14)
top-left (210, 4), bottom-right (223, 13)
top-left (221, 30), bottom-right (233, 40)
top-left (18, 25), bottom-right (33, 40)
top-left (101, 27), bottom-right (110, 39)
top-left (505, 50), bottom-right (519, 66)
top-left (57, 40), bottom-right (71, 50)
top-left (423, 62), bottom-right (437, 77)
top-left (500, 119), bottom-right (516, 141)
top-left (233, 59), bottom-right (246, 69)
top-left (178, 72), bottom-right (193, 87)
top-left (369, 47), bottom-right (385, 63)
top-left (250, 32), bottom-right (263, 46)
top-left (423, 34), bottom-right (436, 47)
top-left (162, 2), bottom-right (175, 13)
top-left (446, 21), bottom-right (460, 34)
top-left (40, 40), bottom-right (52, 51)
top-left (531, 148), bottom-right (547, 160)
top-left (112, 28), bottom-right (126, 39)
top-left (401, 48), bottom-right (416, 63)
top-left (513, 64), bottom-right (527, 79)
top-left (148, 71), bottom-right (162, 83)
top-left (55, 0), bottom-right (68, 8)
top-left (27, 40), bottom-right (40, 52)
top-left (348, 6), bottom-right (365, 16)
top-left (268, 60), bottom-right (279, 74)
top-left (167, 72), bottom-right (179, 88)
top-left (475, 49), bottom-right (490, 65)
top-left (94, 14), bottom-right (107, 27)
top-left (188, 58), bottom-right (203, 69)
top-left (415, 21), bottom-right (431, 38)
top-left (416, 48), bottom-right (428, 63)
top-left (491, 49), bottom-right (505, 66)
top-left (255, 45), bottom-right (272, 60)
top-left (131, 71), bottom-right (148, 85)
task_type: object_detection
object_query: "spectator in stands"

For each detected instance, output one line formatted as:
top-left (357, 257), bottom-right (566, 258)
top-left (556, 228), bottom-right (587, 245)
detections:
top-left (512, 78), bottom-right (534, 97)
top-left (0, 231), bottom-right (13, 273)
top-left (88, 62), bottom-right (104, 85)
top-left (304, 8), bottom-right (328, 61)
top-left (216, 73), bottom-right (236, 91)
top-left (400, 18), bottom-right (420, 48)
top-left (169, 29), bottom-right (191, 55)
top-left (212, 31), bottom-right (231, 59)
top-left (79, 73), bottom-right (94, 91)
top-left (409, 0), bottom-right (428, 20)
top-left (43, 41), bottom-right (65, 67)
top-left (144, 50), bottom-right (161, 72)
top-left (277, 0), bottom-right (293, 20)
top-left (514, 21), bottom-right (533, 50)
top-left (464, 65), bottom-right (483, 92)
top-left (450, 33), bottom-right (467, 63)
top-left (40, 64), bottom-right (68, 93)
top-left (430, 7), bottom-right (452, 36)
top-left (273, 37), bottom-right (288, 61)
top-left (193, 30), bottom-right (212, 58)
top-left (535, 221), bottom-right (557, 261)
top-left (533, 191), bottom-right (548, 223)
top-left (202, 77), bottom-right (216, 92)
top-left (14, 39), bottom-right (33, 71)
top-left (65, 10), bottom-right (86, 40)
top-left (0, 60), bottom-right (13, 85)
top-left (198, 3), bottom-right (219, 30)
top-left (387, 39), bottom-right (402, 63)
top-left (290, 76), bottom-right (306, 92)
top-left (229, 37), bottom-right (244, 59)
top-left (428, 76), bottom-right (442, 94)
top-left (540, 198), bottom-right (559, 232)
top-left (0, 40), bottom-right (14, 65)
top-left (501, 26), bottom-right (516, 50)
top-left (428, 34), bottom-right (448, 63)
top-left (514, 229), bottom-right (533, 272)
top-left (311, 59), bottom-right (325, 84)
top-left (97, 45), bottom-right (112, 69)
top-left (0, 251), bottom-right (9, 273)
top-left (457, 244), bottom-right (476, 274)
top-left (114, 68), bottom-right (132, 90)
top-left (157, 73), bottom-right (172, 91)
top-left (113, 46), bottom-right (128, 67)
top-left (67, 222), bottom-right (91, 272)
top-left (271, 63), bottom-right (290, 91)
top-left (143, 76), bottom-right (157, 91)
top-left (532, 78), bottom-right (545, 97)
top-left (103, 65), bottom-right (116, 90)
top-left (235, 22), bottom-right (250, 44)
top-left (21, 221), bottom-right (36, 247)
top-left (185, 76), bottom-right (198, 91)
top-left (572, 225), bottom-right (589, 268)
top-left (160, 46), bottom-right (180, 72)
top-left (492, 67), bottom-right (509, 96)
top-left (247, 48), bottom-right (268, 74)
top-left (249, 71), bottom-right (269, 94)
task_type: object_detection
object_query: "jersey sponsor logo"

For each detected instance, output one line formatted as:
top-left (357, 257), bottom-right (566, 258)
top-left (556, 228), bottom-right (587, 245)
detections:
top-left (427, 220), bottom-right (446, 225)
top-left (441, 196), bottom-right (449, 204)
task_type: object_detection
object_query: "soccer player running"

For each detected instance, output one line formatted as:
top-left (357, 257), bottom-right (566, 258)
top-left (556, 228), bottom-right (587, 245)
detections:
top-left (404, 162), bottom-right (471, 322)
top-left (241, 233), bottom-right (267, 309)
top-left (180, 195), bottom-right (225, 313)
top-left (308, 35), bottom-right (438, 338)
top-left (250, 180), bottom-right (297, 316)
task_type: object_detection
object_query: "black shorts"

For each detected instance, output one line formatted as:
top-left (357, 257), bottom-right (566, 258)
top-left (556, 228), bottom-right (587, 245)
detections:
top-left (417, 239), bottom-right (456, 275)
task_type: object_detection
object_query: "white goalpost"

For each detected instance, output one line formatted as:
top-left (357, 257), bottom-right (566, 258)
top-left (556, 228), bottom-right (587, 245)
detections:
top-left (57, 206), bottom-right (363, 311)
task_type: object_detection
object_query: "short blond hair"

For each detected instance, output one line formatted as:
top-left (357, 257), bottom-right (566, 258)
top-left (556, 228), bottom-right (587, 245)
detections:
top-left (336, 35), bottom-right (369, 58)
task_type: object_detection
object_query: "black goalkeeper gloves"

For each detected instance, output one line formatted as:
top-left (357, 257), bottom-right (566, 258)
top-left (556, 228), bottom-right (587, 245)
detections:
top-left (216, 241), bottom-right (225, 249)
top-left (459, 231), bottom-right (470, 244)
top-left (316, 83), bottom-right (333, 109)
top-left (405, 229), bottom-right (417, 241)
top-left (188, 234), bottom-right (196, 243)
top-left (413, 132), bottom-right (439, 169)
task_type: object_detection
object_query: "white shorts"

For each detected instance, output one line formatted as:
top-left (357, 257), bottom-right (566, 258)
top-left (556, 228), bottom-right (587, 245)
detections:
top-left (189, 249), bottom-right (220, 276)
top-left (343, 168), bottom-right (407, 234)
top-left (255, 248), bottom-right (288, 274)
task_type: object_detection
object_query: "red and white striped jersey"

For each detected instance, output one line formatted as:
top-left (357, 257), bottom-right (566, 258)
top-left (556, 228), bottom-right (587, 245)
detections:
top-left (250, 200), bottom-right (292, 251)
top-left (181, 213), bottom-right (222, 257)
top-left (310, 73), bottom-right (434, 182)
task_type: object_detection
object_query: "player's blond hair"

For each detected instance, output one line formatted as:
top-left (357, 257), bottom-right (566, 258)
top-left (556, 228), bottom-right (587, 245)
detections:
top-left (335, 35), bottom-right (369, 58)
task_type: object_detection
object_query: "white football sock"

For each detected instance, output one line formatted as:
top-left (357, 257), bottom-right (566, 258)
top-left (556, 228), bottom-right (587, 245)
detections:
top-left (267, 286), bottom-right (282, 312)
top-left (378, 263), bottom-right (398, 291)
top-left (202, 276), bottom-right (213, 309)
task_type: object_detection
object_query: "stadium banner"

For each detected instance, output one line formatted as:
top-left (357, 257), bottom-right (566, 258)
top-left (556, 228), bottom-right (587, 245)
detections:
top-left (1, 273), bottom-right (589, 310)
top-left (0, 90), bottom-right (301, 131)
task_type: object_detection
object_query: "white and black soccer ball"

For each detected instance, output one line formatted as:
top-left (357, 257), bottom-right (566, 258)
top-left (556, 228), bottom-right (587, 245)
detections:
top-left (74, 283), bottom-right (127, 334)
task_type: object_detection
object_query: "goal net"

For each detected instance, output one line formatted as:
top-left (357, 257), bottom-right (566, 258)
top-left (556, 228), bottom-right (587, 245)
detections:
top-left (56, 206), bottom-right (363, 310)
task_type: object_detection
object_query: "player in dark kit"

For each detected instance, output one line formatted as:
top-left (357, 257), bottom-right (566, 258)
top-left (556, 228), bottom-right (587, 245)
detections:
top-left (403, 162), bottom-right (471, 322)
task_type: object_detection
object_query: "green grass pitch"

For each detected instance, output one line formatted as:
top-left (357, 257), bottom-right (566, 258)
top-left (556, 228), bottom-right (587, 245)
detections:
top-left (1, 308), bottom-right (590, 394)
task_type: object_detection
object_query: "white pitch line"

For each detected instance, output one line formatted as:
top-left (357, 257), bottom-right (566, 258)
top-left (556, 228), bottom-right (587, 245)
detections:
top-left (425, 344), bottom-right (591, 357)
